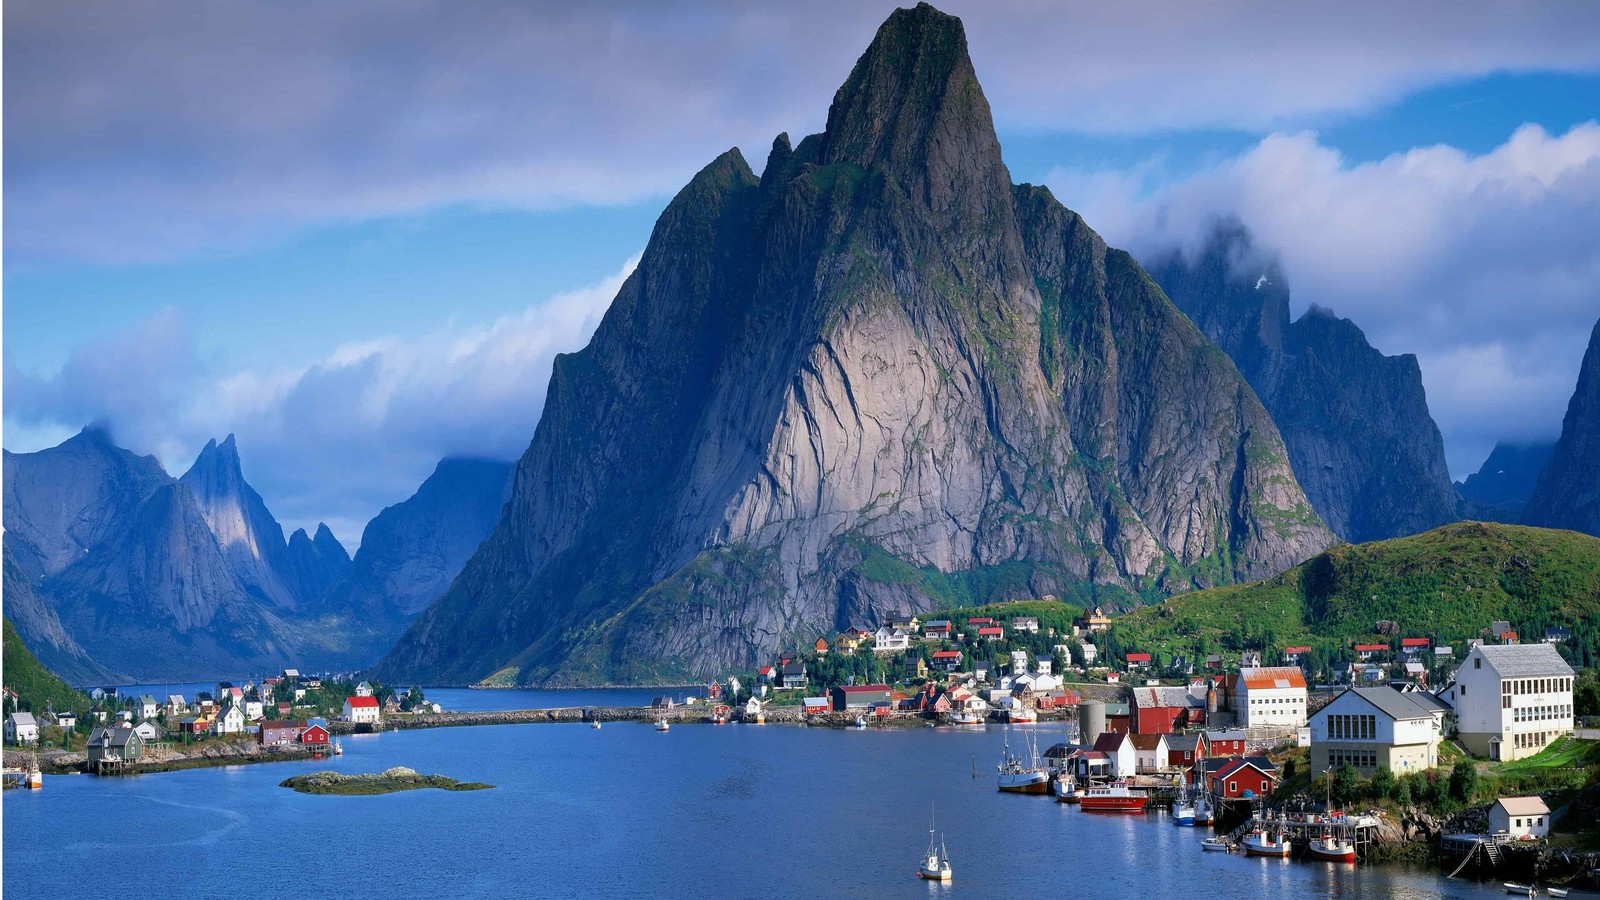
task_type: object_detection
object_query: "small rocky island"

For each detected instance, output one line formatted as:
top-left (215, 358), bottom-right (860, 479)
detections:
top-left (279, 766), bottom-right (493, 795)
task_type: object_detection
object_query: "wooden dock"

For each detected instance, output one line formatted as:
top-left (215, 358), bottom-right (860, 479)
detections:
top-left (1217, 809), bottom-right (1383, 860)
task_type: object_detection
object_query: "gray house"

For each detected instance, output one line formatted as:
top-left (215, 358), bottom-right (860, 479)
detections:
top-left (87, 725), bottom-right (143, 764)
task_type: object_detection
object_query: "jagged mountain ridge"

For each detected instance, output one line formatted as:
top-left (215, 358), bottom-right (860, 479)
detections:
top-left (1523, 318), bottom-right (1600, 536)
top-left (1146, 218), bottom-right (1461, 543)
top-left (377, 3), bottom-right (1333, 687)
top-left (1455, 441), bottom-right (1557, 519)
top-left (311, 457), bottom-right (512, 649)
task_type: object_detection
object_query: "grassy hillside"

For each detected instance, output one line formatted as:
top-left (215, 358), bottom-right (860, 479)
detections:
top-left (3, 617), bottom-right (91, 716)
top-left (1106, 522), bottom-right (1600, 668)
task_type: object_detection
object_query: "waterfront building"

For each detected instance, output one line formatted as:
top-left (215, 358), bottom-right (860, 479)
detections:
top-left (211, 704), bottom-right (247, 736)
top-left (1308, 687), bottom-right (1441, 775)
top-left (1489, 796), bottom-right (1551, 838)
top-left (260, 720), bottom-right (307, 746)
top-left (1453, 643), bottom-right (1574, 761)
top-left (1091, 731), bottom-right (1135, 778)
top-left (1236, 666), bottom-right (1308, 728)
top-left (1129, 733), bottom-right (1169, 773)
top-left (344, 696), bottom-right (382, 724)
top-left (5, 712), bottom-right (39, 744)
top-left (86, 725), bottom-right (142, 763)
top-left (832, 684), bottom-right (892, 711)
top-left (1206, 758), bottom-right (1276, 800)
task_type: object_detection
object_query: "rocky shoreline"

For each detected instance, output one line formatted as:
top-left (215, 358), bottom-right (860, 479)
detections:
top-left (7, 739), bottom-right (319, 776)
top-left (280, 766), bottom-right (492, 795)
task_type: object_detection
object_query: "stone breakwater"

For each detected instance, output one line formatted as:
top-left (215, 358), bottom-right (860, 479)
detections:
top-left (330, 703), bottom-right (1080, 734)
top-left (7, 740), bottom-right (316, 776)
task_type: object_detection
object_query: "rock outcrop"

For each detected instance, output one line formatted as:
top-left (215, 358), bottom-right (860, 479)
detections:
top-left (2, 542), bottom-right (116, 685)
top-left (1523, 318), bottom-right (1600, 536)
top-left (1146, 218), bottom-right (1460, 543)
top-left (377, 4), bottom-right (1332, 686)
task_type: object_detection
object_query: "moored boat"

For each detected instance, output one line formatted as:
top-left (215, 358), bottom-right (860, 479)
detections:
top-left (1240, 830), bottom-right (1291, 857)
top-left (1080, 781), bottom-right (1148, 813)
top-left (1504, 885), bottom-right (1538, 897)
top-left (1193, 793), bottom-right (1214, 825)
top-left (1052, 774), bottom-right (1084, 803)
top-left (916, 807), bottom-right (953, 881)
top-left (1306, 834), bottom-right (1356, 863)
top-left (950, 711), bottom-right (984, 726)
top-left (1172, 801), bottom-right (1195, 825)
top-left (996, 731), bottom-right (1049, 794)
top-left (332, 739), bottom-right (344, 755)
top-left (654, 719), bottom-right (670, 732)
top-left (855, 716), bottom-right (867, 729)
top-left (1007, 707), bottom-right (1038, 724)
top-left (1201, 837), bottom-right (1230, 852)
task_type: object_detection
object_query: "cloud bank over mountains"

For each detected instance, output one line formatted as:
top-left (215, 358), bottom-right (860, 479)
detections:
top-left (1054, 122), bottom-right (1600, 475)
top-left (5, 258), bottom-right (636, 543)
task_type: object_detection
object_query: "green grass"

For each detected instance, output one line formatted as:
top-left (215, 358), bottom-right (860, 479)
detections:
top-left (1105, 522), bottom-right (1600, 665)
top-left (1490, 736), bottom-right (1600, 777)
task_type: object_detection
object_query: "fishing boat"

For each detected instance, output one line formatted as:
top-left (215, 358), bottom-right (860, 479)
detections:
top-left (1306, 833), bottom-right (1356, 863)
top-left (1201, 837), bottom-right (1230, 852)
top-left (1007, 706), bottom-right (1038, 724)
top-left (996, 731), bottom-right (1049, 794)
top-left (854, 716), bottom-right (867, 729)
top-left (915, 807), bottom-right (953, 881)
top-left (1503, 886), bottom-right (1540, 898)
top-left (654, 719), bottom-right (670, 732)
top-left (1193, 792), bottom-right (1214, 825)
top-left (590, 720), bottom-right (603, 730)
top-left (950, 711), bottom-right (984, 726)
top-left (1080, 781), bottom-right (1148, 813)
top-left (332, 739), bottom-right (344, 755)
top-left (1240, 830), bottom-right (1292, 857)
top-left (1053, 774), bottom-right (1085, 803)
top-left (24, 761), bottom-right (42, 790)
top-left (1172, 798), bottom-right (1196, 826)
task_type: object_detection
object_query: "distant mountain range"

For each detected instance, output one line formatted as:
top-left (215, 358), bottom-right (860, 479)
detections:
top-left (2, 427), bottom-right (509, 681)
top-left (1454, 441), bottom-right (1557, 520)
top-left (1523, 318), bottom-right (1600, 536)
top-left (1145, 219), bottom-right (1460, 544)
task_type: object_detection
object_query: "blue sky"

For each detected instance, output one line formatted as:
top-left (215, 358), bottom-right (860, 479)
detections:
top-left (6, 1), bottom-right (1600, 545)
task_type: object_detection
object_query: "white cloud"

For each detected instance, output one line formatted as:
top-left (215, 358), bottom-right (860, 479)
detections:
top-left (4, 256), bottom-right (638, 545)
top-left (1052, 122), bottom-right (1600, 477)
top-left (8, 0), bottom-right (1600, 264)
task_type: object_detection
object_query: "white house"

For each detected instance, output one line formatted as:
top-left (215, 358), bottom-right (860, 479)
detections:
top-left (136, 696), bottom-right (159, 719)
top-left (244, 699), bottom-right (265, 719)
top-left (1011, 616), bottom-right (1039, 634)
top-left (133, 720), bottom-right (165, 742)
top-left (872, 627), bottom-right (910, 653)
top-left (210, 704), bottom-right (246, 736)
top-left (1308, 687), bottom-right (1441, 775)
top-left (1010, 650), bottom-right (1029, 674)
top-left (354, 681), bottom-right (374, 698)
top-left (1236, 666), bottom-right (1309, 728)
top-left (5, 712), bottom-right (39, 745)
top-left (344, 696), bottom-right (381, 724)
top-left (166, 694), bottom-right (188, 717)
top-left (1489, 796), bottom-right (1551, 839)
top-left (1077, 642), bottom-right (1098, 665)
top-left (1452, 643), bottom-right (1574, 761)
top-left (1130, 733), bottom-right (1170, 774)
top-left (56, 711), bottom-right (78, 730)
top-left (1091, 732), bottom-right (1136, 778)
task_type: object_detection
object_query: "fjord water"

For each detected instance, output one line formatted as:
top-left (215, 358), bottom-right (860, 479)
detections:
top-left (5, 714), bottom-right (1502, 900)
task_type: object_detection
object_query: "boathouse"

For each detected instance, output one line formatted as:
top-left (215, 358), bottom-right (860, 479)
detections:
top-left (1206, 758), bottom-right (1276, 800)
top-left (1489, 796), bottom-right (1550, 839)
top-left (831, 684), bottom-right (892, 711)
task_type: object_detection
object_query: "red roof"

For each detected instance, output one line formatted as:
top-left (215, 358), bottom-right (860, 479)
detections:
top-left (977, 627), bottom-right (1003, 636)
top-left (967, 617), bottom-right (994, 625)
top-left (345, 696), bottom-right (380, 709)
top-left (1284, 646), bottom-right (1312, 654)
top-left (1354, 644), bottom-right (1388, 652)
top-left (1240, 667), bottom-right (1307, 690)
top-left (1401, 638), bottom-right (1430, 647)
top-left (758, 666), bottom-right (773, 675)
top-left (932, 651), bottom-right (962, 659)
top-left (1126, 652), bottom-right (1151, 662)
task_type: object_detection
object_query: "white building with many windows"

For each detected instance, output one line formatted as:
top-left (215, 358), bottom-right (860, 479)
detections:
top-left (1308, 687), bottom-right (1442, 775)
top-left (1236, 666), bottom-right (1308, 728)
top-left (1452, 643), bottom-right (1574, 762)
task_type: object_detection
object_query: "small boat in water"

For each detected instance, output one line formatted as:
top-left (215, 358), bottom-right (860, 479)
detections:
top-left (654, 719), bottom-right (670, 732)
top-left (996, 731), bottom-right (1049, 794)
top-left (1306, 833), bottom-right (1356, 863)
top-left (855, 716), bottom-right (867, 729)
top-left (1080, 781), bottom-right (1148, 813)
top-left (1240, 830), bottom-right (1291, 857)
top-left (332, 739), bottom-right (344, 756)
top-left (950, 711), bottom-right (984, 726)
top-left (916, 806), bottom-right (953, 881)
top-left (1193, 793), bottom-right (1214, 825)
top-left (1504, 885), bottom-right (1541, 897)
top-left (1201, 837), bottom-right (1230, 852)
top-left (1007, 706), bottom-right (1038, 724)
top-left (1173, 797), bottom-right (1196, 826)
top-left (1053, 774), bottom-right (1085, 803)
top-left (590, 720), bottom-right (603, 730)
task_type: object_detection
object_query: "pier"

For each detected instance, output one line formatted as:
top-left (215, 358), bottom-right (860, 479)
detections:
top-left (1216, 809), bottom-right (1383, 860)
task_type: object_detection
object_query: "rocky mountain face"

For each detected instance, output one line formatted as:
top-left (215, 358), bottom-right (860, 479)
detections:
top-left (377, 4), bottom-right (1333, 687)
top-left (285, 523), bottom-right (352, 608)
top-left (2, 426), bottom-right (171, 582)
top-left (1455, 442), bottom-right (1556, 520)
top-left (2, 541), bottom-right (117, 685)
top-left (1146, 219), bottom-right (1460, 543)
top-left (313, 458), bottom-right (511, 648)
top-left (1523, 318), bottom-right (1600, 536)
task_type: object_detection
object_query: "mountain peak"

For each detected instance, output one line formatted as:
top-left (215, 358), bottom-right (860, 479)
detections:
top-left (819, 2), bottom-right (1007, 219)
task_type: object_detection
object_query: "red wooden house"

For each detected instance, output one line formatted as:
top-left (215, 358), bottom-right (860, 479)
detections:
top-left (1206, 730), bottom-right (1246, 757)
top-left (1125, 652), bottom-right (1152, 669)
top-left (1208, 758), bottom-right (1277, 799)
top-left (300, 724), bottom-right (331, 748)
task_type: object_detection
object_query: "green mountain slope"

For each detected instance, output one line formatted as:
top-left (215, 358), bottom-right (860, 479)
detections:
top-left (1107, 522), bottom-right (1600, 666)
top-left (3, 617), bottom-right (91, 715)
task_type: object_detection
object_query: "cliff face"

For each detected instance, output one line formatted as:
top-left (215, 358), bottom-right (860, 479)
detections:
top-left (1523, 319), bottom-right (1600, 536)
top-left (2, 541), bottom-right (116, 685)
top-left (284, 523), bottom-right (352, 608)
top-left (1146, 219), bottom-right (1460, 543)
top-left (180, 435), bottom-right (311, 610)
top-left (311, 458), bottom-right (512, 650)
top-left (377, 4), bottom-right (1332, 686)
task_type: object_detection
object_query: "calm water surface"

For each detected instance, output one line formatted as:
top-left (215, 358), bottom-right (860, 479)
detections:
top-left (4, 714), bottom-right (1511, 899)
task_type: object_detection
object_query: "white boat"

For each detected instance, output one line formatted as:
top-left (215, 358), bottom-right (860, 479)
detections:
top-left (854, 716), bottom-right (867, 729)
top-left (1201, 838), bottom-right (1230, 852)
top-left (590, 720), bottom-right (602, 730)
top-left (1053, 774), bottom-right (1085, 803)
top-left (1241, 830), bottom-right (1291, 857)
top-left (916, 807), bottom-right (952, 881)
top-left (654, 719), bottom-right (670, 732)
top-left (331, 739), bottom-right (343, 756)
top-left (1173, 800), bottom-right (1196, 826)
top-left (950, 711), bottom-right (984, 725)
top-left (996, 731), bottom-right (1049, 794)
top-left (1007, 706), bottom-right (1038, 724)
top-left (1194, 793), bottom-right (1214, 825)
top-left (1504, 886), bottom-right (1539, 897)
top-left (1306, 834), bottom-right (1356, 863)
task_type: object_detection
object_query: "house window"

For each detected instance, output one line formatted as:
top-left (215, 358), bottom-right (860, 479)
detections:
top-left (1228, 781), bottom-right (1237, 793)
top-left (1475, 658), bottom-right (1481, 669)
